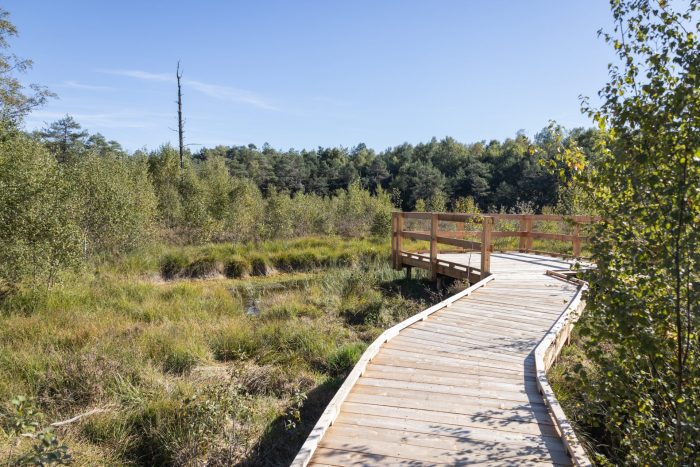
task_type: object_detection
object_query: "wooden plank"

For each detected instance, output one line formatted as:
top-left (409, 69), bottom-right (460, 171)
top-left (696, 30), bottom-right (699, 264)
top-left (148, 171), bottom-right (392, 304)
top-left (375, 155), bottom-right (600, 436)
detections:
top-left (429, 313), bottom-right (550, 334)
top-left (313, 446), bottom-right (566, 467)
top-left (400, 255), bottom-right (430, 270)
top-left (400, 327), bottom-right (539, 356)
top-left (439, 307), bottom-right (559, 326)
top-left (364, 362), bottom-right (536, 384)
top-left (391, 212), bottom-right (398, 268)
top-left (401, 211), bottom-right (433, 220)
top-left (384, 332), bottom-right (531, 363)
top-left (535, 284), bottom-right (591, 466)
top-left (393, 332), bottom-right (533, 359)
top-left (465, 295), bottom-right (571, 310)
top-left (414, 317), bottom-right (545, 339)
top-left (376, 347), bottom-right (537, 376)
top-left (407, 322), bottom-right (542, 345)
top-left (520, 217), bottom-right (533, 251)
top-left (401, 230), bottom-right (431, 241)
top-left (450, 295), bottom-right (568, 313)
top-left (572, 224), bottom-right (582, 257)
top-left (341, 401), bottom-right (558, 438)
top-left (489, 213), bottom-right (598, 223)
top-left (369, 353), bottom-right (533, 379)
top-left (397, 212), bottom-right (404, 269)
top-left (361, 367), bottom-right (540, 395)
top-left (479, 287), bottom-right (576, 296)
top-left (320, 425), bottom-right (572, 465)
top-left (347, 388), bottom-right (550, 426)
top-left (434, 263), bottom-right (472, 280)
top-left (333, 413), bottom-right (568, 454)
top-left (452, 295), bottom-right (570, 312)
top-left (474, 295), bottom-right (572, 307)
top-left (435, 235), bottom-right (482, 250)
top-left (312, 447), bottom-right (446, 466)
top-left (382, 339), bottom-right (534, 366)
top-left (436, 212), bottom-right (484, 222)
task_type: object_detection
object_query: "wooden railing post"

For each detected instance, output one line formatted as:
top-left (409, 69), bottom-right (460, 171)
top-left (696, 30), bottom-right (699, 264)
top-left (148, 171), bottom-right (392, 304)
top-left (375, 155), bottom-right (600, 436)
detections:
top-left (519, 215), bottom-right (533, 252)
top-left (481, 216), bottom-right (492, 276)
top-left (572, 223), bottom-right (582, 257)
top-left (392, 212), bottom-right (404, 270)
top-left (391, 212), bottom-right (397, 269)
top-left (430, 213), bottom-right (438, 281)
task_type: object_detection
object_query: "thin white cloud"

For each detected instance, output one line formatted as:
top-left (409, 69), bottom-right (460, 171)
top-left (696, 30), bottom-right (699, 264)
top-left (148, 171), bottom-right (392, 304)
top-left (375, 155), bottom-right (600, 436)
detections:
top-left (26, 110), bottom-right (167, 129)
top-left (95, 68), bottom-right (278, 110)
top-left (185, 79), bottom-right (278, 111)
top-left (96, 68), bottom-right (171, 82)
top-left (60, 80), bottom-right (114, 91)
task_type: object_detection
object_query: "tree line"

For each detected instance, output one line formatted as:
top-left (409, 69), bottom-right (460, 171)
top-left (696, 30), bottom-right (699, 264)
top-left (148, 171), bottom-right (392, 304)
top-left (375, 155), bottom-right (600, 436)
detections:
top-left (195, 125), bottom-right (602, 213)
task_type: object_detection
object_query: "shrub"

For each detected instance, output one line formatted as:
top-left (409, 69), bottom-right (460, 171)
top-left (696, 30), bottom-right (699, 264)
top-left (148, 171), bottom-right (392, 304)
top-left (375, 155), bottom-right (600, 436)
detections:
top-left (0, 132), bottom-right (82, 288)
top-left (125, 391), bottom-right (232, 466)
top-left (228, 179), bottom-right (266, 243)
top-left (68, 153), bottom-right (158, 256)
top-left (147, 145), bottom-right (182, 228)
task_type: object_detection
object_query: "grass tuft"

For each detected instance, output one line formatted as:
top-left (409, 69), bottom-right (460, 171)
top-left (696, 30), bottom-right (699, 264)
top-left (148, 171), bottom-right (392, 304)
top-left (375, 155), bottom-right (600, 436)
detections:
top-left (223, 256), bottom-right (251, 278)
top-left (325, 343), bottom-right (366, 377)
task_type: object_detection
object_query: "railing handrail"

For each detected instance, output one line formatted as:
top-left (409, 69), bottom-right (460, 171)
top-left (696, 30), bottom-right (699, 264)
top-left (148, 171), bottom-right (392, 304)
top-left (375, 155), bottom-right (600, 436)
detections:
top-left (392, 212), bottom-right (599, 281)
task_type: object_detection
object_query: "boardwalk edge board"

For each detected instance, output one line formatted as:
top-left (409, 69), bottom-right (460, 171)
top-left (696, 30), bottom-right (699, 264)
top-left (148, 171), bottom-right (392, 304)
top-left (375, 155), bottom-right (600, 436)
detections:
top-left (535, 280), bottom-right (592, 467)
top-left (290, 274), bottom-right (496, 467)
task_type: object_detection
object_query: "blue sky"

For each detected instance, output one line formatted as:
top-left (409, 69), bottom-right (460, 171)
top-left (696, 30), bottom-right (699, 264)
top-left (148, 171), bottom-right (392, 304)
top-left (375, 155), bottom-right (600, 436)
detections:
top-left (6, 1), bottom-right (615, 152)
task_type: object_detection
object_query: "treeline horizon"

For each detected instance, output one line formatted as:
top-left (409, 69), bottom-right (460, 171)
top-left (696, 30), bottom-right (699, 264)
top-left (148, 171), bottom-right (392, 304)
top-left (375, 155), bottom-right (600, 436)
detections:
top-left (31, 114), bottom-right (602, 213)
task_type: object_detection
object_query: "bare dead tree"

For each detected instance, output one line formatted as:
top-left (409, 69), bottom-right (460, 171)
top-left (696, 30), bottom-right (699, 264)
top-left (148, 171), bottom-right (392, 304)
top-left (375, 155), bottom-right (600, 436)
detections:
top-left (176, 60), bottom-right (184, 169)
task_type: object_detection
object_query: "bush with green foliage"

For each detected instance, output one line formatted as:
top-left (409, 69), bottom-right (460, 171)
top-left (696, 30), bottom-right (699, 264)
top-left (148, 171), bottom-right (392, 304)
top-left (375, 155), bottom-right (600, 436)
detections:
top-left (0, 131), bottom-right (82, 288)
top-left (557, 1), bottom-right (700, 464)
top-left (68, 153), bottom-right (157, 256)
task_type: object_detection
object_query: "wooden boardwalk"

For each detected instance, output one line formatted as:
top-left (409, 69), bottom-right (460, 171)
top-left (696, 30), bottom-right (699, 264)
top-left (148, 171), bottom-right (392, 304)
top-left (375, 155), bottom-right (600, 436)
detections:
top-left (294, 252), bottom-right (589, 467)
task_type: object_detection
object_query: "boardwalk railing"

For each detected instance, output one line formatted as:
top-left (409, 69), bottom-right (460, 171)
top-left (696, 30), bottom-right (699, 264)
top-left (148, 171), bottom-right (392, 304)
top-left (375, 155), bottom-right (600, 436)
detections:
top-left (391, 212), bottom-right (597, 281)
top-left (391, 212), bottom-right (491, 282)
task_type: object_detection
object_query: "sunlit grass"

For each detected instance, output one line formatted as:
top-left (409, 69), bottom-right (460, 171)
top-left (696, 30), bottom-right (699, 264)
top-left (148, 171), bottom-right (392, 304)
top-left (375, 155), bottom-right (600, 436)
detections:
top-left (0, 236), bottom-right (445, 465)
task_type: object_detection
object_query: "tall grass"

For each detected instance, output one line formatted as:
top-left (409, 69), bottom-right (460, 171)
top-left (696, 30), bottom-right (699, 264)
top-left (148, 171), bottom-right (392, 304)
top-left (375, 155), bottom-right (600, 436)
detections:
top-left (0, 237), bottom-right (445, 465)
